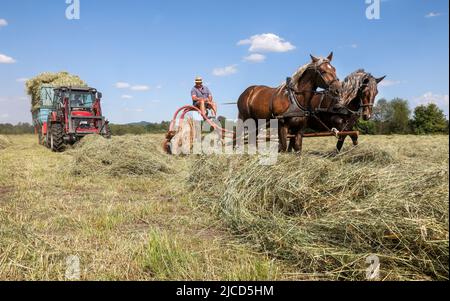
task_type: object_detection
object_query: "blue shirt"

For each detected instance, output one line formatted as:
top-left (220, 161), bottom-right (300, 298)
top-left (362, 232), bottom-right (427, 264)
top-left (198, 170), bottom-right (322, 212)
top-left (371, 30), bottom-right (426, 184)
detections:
top-left (191, 85), bottom-right (211, 100)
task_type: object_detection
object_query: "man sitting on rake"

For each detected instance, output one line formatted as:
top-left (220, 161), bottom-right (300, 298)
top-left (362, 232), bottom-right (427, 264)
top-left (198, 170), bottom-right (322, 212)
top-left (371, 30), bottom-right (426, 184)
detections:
top-left (191, 77), bottom-right (217, 118)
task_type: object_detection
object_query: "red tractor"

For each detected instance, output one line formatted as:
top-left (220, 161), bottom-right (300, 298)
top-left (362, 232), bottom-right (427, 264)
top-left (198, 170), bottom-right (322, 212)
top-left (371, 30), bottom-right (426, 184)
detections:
top-left (45, 86), bottom-right (111, 152)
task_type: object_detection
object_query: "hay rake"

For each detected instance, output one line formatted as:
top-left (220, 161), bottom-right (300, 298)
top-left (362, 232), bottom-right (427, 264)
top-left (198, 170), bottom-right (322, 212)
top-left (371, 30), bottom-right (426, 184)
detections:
top-left (163, 104), bottom-right (359, 154)
top-left (163, 105), bottom-right (236, 154)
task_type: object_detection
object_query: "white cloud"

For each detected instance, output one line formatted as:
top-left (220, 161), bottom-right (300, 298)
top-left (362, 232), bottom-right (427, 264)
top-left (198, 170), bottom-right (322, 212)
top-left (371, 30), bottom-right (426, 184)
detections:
top-left (115, 82), bottom-right (150, 91)
top-left (339, 43), bottom-right (358, 49)
top-left (130, 85), bottom-right (150, 91)
top-left (379, 80), bottom-right (402, 87)
top-left (213, 65), bottom-right (238, 77)
top-left (238, 33), bottom-right (296, 53)
top-left (414, 92), bottom-right (449, 106)
top-left (0, 53), bottom-right (16, 64)
top-left (121, 95), bottom-right (133, 99)
top-left (16, 78), bottom-right (29, 83)
top-left (0, 19), bottom-right (7, 27)
top-left (413, 92), bottom-right (449, 116)
top-left (0, 113), bottom-right (9, 119)
top-left (115, 82), bottom-right (131, 89)
top-left (425, 12), bottom-right (441, 18)
top-left (243, 53), bottom-right (266, 63)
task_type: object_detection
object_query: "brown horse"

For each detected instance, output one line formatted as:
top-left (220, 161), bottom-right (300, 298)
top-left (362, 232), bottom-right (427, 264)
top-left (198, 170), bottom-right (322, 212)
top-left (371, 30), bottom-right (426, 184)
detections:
top-left (307, 69), bottom-right (385, 152)
top-left (237, 53), bottom-right (341, 153)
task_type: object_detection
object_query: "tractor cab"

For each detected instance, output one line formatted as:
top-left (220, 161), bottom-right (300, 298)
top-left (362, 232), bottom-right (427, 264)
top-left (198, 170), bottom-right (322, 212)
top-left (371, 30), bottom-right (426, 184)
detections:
top-left (65, 88), bottom-right (100, 132)
top-left (55, 87), bottom-right (99, 112)
top-left (46, 86), bottom-right (110, 151)
top-left (69, 90), bottom-right (95, 111)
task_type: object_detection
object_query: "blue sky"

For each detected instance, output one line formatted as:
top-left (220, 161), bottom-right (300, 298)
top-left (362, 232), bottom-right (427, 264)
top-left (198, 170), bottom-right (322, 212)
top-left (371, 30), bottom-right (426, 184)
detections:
top-left (0, 0), bottom-right (448, 124)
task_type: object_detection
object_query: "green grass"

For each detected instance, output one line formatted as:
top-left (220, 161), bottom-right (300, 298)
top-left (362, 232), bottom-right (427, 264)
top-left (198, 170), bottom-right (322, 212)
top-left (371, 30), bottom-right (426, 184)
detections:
top-left (0, 135), bottom-right (289, 280)
top-left (0, 134), bottom-right (448, 280)
top-left (188, 135), bottom-right (449, 280)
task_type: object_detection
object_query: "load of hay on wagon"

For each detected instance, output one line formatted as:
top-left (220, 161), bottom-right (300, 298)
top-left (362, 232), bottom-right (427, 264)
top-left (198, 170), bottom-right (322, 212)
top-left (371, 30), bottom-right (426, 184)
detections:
top-left (26, 71), bottom-right (88, 111)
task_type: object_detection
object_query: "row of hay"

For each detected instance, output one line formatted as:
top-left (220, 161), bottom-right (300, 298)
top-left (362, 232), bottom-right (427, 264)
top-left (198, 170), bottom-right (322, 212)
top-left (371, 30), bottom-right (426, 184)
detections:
top-left (26, 72), bottom-right (87, 110)
top-left (67, 135), bottom-right (174, 177)
top-left (187, 144), bottom-right (449, 280)
top-left (0, 135), bottom-right (11, 150)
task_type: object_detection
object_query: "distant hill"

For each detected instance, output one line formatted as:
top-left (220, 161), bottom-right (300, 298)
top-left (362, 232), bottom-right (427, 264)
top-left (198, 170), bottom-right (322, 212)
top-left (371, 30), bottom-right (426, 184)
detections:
top-left (127, 121), bottom-right (152, 126)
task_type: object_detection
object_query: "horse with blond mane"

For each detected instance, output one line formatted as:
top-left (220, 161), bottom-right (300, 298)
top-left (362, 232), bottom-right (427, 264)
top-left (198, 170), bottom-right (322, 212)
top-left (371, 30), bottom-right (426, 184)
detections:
top-left (237, 53), bottom-right (341, 153)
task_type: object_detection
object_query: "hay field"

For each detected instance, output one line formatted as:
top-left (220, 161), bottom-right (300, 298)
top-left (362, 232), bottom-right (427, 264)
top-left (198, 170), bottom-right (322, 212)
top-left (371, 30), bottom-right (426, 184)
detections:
top-left (0, 134), bottom-right (448, 280)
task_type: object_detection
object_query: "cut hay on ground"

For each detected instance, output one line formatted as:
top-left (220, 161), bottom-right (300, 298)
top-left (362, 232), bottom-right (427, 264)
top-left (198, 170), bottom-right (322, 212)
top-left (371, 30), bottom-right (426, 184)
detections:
top-left (188, 144), bottom-right (449, 280)
top-left (0, 135), bottom-right (11, 150)
top-left (68, 135), bottom-right (173, 177)
top-left (26, 72), bottom-right (87, 110)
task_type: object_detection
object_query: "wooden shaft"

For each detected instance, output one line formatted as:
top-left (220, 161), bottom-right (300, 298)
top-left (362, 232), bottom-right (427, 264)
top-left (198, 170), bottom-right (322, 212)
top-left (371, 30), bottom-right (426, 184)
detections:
top-left (287, 131), bottom-right (359, 138)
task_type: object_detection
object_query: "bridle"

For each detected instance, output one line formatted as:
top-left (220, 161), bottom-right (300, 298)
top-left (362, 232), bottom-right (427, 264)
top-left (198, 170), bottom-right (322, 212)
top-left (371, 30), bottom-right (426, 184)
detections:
top-left (310, 60), bottom-right (340, 90)
top-left (292, 60), bottom-right (340, 95)
top-left (356, 81), bottom-right (376, 112)
top-left (345, 79), bottom-right (375, 115)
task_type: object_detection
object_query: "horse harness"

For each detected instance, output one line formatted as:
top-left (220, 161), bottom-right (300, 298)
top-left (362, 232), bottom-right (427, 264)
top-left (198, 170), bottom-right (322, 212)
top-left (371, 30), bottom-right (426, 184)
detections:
top-left (269, 59), bottom-right (339, 117)
top-left (270, 77), bottom-right (351, 118)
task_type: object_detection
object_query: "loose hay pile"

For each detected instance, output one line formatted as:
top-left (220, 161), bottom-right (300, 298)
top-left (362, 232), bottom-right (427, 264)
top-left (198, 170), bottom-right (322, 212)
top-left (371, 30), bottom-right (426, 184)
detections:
top-left (26, 72), bottom-right (87, 110)
top-left (188, 144), bottom-right (449, 280)
top-left (69, 135), bottom-right (173, 177)
top-left (0, 135), bottom-right (11, 150)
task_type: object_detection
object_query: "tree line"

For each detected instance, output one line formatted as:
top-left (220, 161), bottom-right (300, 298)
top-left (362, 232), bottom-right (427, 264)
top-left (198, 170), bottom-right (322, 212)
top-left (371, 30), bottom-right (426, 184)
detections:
top-left (0, 123), bottom-right (35, 135)
top-left (1, 100), bottom-right (448, 135)
top-left (108, 122), bottom-right (170, 135)
top-left (0, 122), bottom-right (171, 135)
top-left (356, 99), bottom-right (449, 135)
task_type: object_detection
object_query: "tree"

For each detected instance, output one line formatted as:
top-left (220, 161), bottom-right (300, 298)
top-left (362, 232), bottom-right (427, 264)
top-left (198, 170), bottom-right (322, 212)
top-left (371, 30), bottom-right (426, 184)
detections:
top-left (109, 122), bottom-right (170, 136)
top-left (373, 98), bottom-right (390, 122)
top-left (372, 98), bottom-right (391, 134)
top-left (386, 98), bottom-right (411, 134)
top-left (412, 103), bottom-right (448, 134)
top-left (0, 123), bottom-right (34, 135)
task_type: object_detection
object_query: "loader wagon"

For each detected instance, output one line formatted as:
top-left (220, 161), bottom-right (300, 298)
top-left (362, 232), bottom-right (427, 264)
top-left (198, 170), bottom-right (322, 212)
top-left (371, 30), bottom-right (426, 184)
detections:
top-left (32, 85), bottom-right (54, 146)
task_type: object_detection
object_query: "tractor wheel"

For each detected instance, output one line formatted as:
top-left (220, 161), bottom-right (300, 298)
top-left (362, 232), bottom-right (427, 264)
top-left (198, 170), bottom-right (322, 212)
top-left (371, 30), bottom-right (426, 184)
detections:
top-left (50, 123), bottom-right (65, 152)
